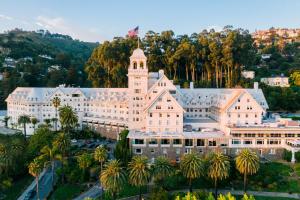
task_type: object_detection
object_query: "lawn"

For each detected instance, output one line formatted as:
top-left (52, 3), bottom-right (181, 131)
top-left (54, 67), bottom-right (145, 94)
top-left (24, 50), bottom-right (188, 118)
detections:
top-left (232, 162), bottom-right (300, 193)
top-left (294, 163), bottom-right (300, 176)
top-left (2, 174), bottom-right (33, 200)
top-left (48, 183), bottom-right (87, 200)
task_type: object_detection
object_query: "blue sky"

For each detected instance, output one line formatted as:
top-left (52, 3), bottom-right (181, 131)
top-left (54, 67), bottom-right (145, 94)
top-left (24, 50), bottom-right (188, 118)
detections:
top-left (0, 0), bottom-right (300, 42)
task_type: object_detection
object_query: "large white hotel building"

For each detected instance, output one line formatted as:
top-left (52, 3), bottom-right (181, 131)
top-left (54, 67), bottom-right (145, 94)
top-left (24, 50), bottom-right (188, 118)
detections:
top-left (6, 48), bottom-right (300, 162)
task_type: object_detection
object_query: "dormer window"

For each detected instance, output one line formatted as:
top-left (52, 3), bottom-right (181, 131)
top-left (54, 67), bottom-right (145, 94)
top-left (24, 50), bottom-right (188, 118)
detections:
top-left (140, 62), bottom-right (144, 69)
top-left (133, 62), bottom-right (137, 69)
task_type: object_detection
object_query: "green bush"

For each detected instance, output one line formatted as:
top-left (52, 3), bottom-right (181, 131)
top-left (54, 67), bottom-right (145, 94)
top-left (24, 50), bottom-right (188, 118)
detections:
top-left (282, 150), bottom-right (292, 162)
top-left (148, 187), bottom-right (168, 200)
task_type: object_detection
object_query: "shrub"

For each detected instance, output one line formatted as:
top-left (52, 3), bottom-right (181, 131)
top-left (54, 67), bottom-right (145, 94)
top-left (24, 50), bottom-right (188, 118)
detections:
top-left (282, 149), bottom-right (292, 162)
top-left (148, 187), bottom-right (168, 200)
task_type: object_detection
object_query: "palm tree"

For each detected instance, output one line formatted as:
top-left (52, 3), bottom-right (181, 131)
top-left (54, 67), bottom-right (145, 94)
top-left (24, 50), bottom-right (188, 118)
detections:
top-left (0, 143), bottom-right (13, 175)
top-left (180, 152), bottom-right (203, 192)
top-left (207, 152), bottom-right (230, 198)
top-left (44, 118), bottom-right (51, 127)
top-left (28, 158), bottom-right (43, 200)
top-left (40, 145), bottom-right (61, 187)
top-left (152, 156), bottom-right (173, 185)
top-left (77, 153), bottom-right (93, 180)
top-left (100, 159), bottom-right (126, 199)
top-left (128, 155), bottom-right (150, 200)
top-left (3, 116), bottom-right (10, 128)
top-left (53, 132), bottom-right (71, 183)
top-left (18, 115), bottom-right (31, 139)
top-left (52, 97), bottom-right (61, 131)
top-left (235, 149), bottom-right (260, 193)
top-left (59, 105), bottom-right (78, 134)
top-left (94, 145), bottom-right (107, 173)
top-left (31, 117), bottom-right (38, 132)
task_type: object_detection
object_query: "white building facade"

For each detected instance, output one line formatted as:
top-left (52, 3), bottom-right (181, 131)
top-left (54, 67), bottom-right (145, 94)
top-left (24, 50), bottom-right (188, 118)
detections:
top-left (6, 48), bottom-right (300, 161)
top-left (261, 77), bottom-right (290, 87)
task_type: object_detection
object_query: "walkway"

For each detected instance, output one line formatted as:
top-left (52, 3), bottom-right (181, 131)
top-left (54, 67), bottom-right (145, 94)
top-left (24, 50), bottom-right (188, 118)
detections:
top-left (17, 162), bottom-right (59, 200)
top-left (118, 188), bottom-right (300, 200)
top-left (73, 183), bottom-right (102, 200)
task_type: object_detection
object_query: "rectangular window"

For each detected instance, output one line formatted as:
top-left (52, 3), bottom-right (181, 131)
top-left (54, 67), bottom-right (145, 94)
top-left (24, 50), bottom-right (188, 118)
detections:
top-left (135, 148), bottom-right (142, 154)
top-left (256, 140), bottom-right (264, 145)
top-left (197, 139), bottom-right (205, 146)
top-left (161, 139), bottom-right (170, 145)
top-left (243, 140), bottom-right (252, 145)
top-left (134, 89), bottom-right (141, 93)
top-left (185, 139), bottom-right (193, 147)
top-left (232, 139), bottom-right (241, 145)
top-left (173, 139), bottom-right (182, 145)
top-left (134, 139), bottom-right (144, 145)
top-left (149, 139), bottom-right (157, 145)
top-left (208, 140), bottom-right (216, 146)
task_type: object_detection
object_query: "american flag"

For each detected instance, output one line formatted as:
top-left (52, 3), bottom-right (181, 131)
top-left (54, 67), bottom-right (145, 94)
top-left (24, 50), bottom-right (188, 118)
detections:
top-left (128, 26), bottom-right (139, 37)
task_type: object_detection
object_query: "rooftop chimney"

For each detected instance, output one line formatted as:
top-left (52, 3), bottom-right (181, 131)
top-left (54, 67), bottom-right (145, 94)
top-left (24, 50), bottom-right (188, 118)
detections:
top-left (254, 82), bottom-right (259, 90)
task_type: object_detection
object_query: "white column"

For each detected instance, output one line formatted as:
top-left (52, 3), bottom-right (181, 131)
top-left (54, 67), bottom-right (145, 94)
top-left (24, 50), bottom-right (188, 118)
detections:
top-left (291, 149), bottom-right (296, 163)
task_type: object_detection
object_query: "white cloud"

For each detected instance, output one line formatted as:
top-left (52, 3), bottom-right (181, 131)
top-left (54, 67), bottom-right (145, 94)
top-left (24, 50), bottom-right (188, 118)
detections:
top-left (0, 14), bottom-right (13, 20)
top-left (35, 15), bottom-right (105, 42)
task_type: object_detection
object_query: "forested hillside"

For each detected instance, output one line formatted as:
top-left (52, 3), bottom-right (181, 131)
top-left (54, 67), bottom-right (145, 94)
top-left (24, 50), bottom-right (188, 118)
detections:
top-left (0, 29), bottom-right (98, 109)
top-left (85, 27), bottom-right (256, 88)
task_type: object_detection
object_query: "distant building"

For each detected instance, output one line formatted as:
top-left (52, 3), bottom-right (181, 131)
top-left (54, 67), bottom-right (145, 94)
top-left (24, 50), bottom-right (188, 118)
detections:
top-left (261, 76), bottom-right (290, 87)
top-left (38, 54), bottom-right (53, 60)
top-left (48, 65), bottom-right (62, 72)
top-left (253, 28), bottom-right (300, 46)
top-left (241, 70), bottom-right (255, 79)
top-left (3, 57), bottom-right (17, 68)
top-left (261, 54), bottom-right (272, 60)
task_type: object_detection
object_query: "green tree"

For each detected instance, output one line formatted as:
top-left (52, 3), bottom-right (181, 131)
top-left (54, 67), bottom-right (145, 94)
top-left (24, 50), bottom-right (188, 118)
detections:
top-left (28, 158), bottom-right (43, 200)
top-left (235, 149), bottom-right (260, 193)
top-left (152, 156), bottom-right (173, 185)
top-left (94, 145), bottom-right (107, 173)
top-left (31, 117), bottom-right (38, 131)
top-left (3, 116), bottom-right (10, 128)
top-left (290, 71), bottom-right (300, 86)
top-left (53, 132), bottom-right (71, 183)
top-left (27, 126), bottom-right (54, 159)
top-left (59, 105), bottom-right (78, 134)
top-left (77, 152), bottom-right (93, 180)
top-left (52, 97), bottom-right (61, 131)
top-left (100, 159), bottom-right (126, 199)
top-left (114, 130), bottom-right (132, 166)
top-left (180, 152), bottom-right (203, 192)
top-left (40, 145), bottom-right (61, 187)
top-left (128, 155), bottom-right (151, 200)
top-left (18, 115), bottom-right (31, 139)
top-left (207, 152), bottom-right (230, 198)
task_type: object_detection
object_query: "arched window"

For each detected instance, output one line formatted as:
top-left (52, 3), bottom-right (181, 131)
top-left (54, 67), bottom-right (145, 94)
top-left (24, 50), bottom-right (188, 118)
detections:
top-left (140, 61), bottom-right (144, 69)
top-left (133, 62), bottom-right (137, 69)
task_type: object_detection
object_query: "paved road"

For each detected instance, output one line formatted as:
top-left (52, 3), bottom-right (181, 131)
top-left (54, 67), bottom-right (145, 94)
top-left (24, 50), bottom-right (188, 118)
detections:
top-left (73, 183), bottom-right (103, 200)
top-left (18, 162), bottom-right (59, 200)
